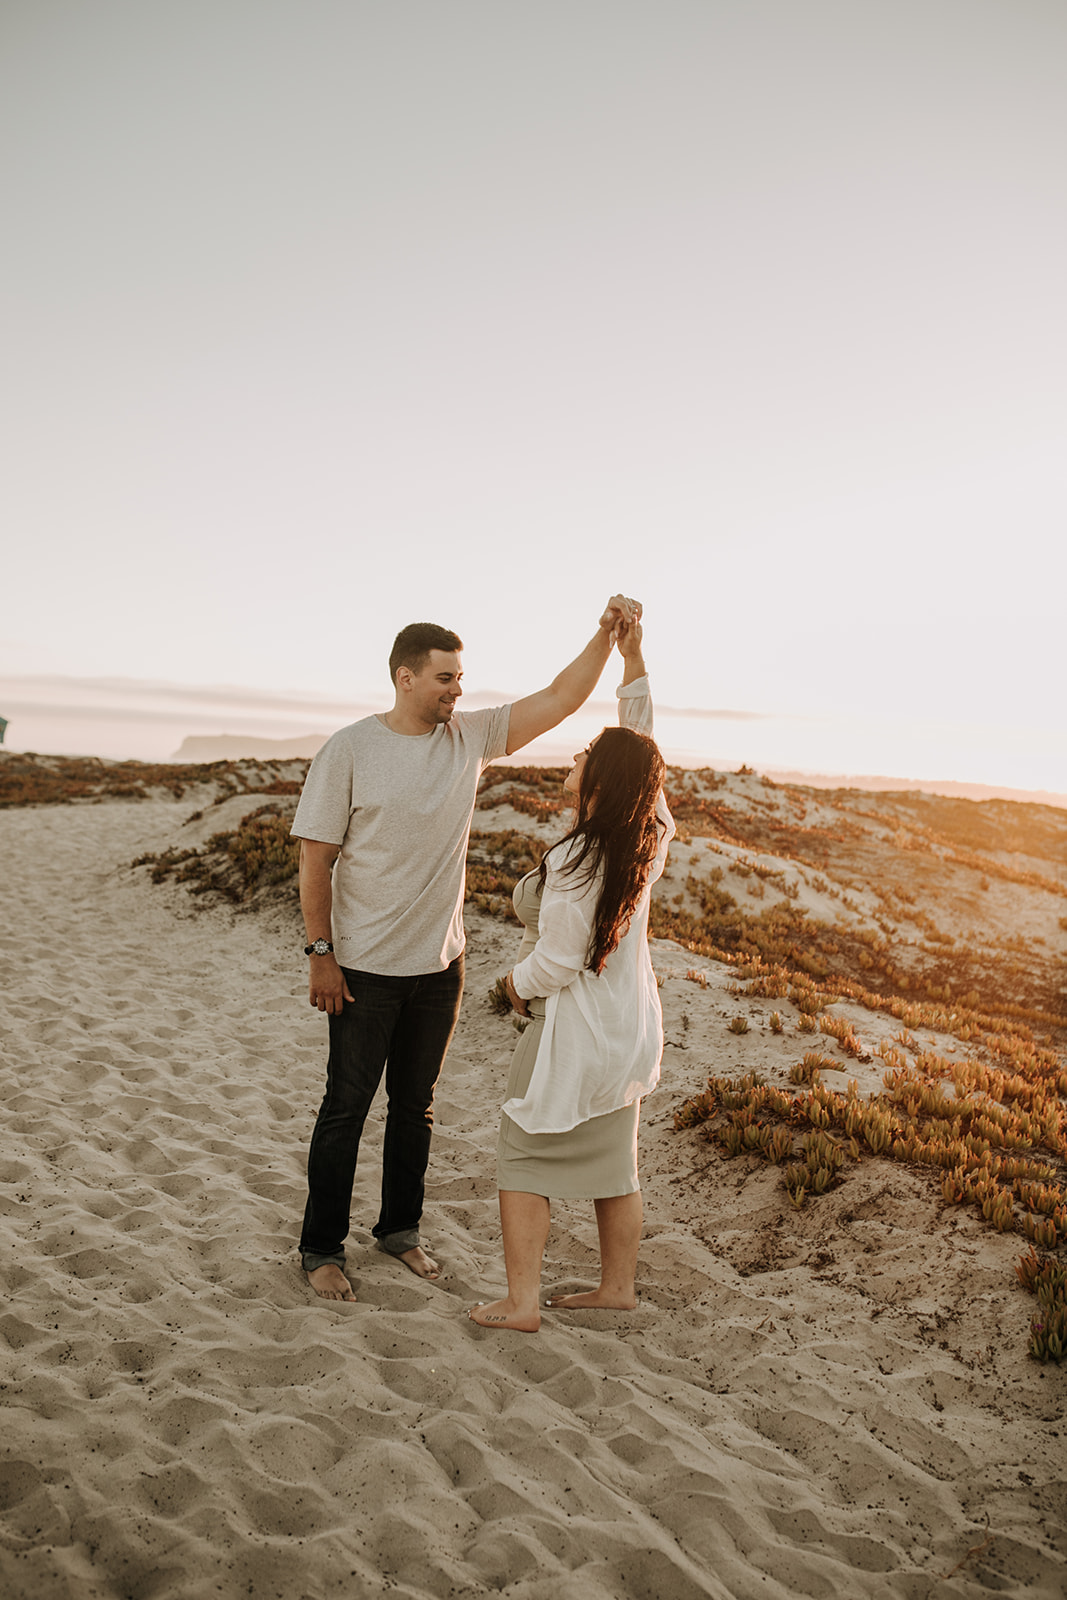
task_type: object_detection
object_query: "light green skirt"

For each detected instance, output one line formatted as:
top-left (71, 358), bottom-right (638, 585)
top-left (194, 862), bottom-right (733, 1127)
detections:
top-left (497, 1006), bottom-right (640, 1200)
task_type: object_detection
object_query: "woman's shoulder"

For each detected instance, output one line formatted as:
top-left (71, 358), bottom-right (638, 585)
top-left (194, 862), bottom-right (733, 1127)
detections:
top-left (543, 834), bottom-right (579, 867)
top-left (543, 834), bottom-right (601, 890)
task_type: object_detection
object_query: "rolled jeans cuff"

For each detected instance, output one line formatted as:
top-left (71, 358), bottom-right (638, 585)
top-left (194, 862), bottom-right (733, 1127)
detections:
top-left (302, 1250), bottom-right (346, 1273)
top-left (376, 1228), bottom-right (420, 1256)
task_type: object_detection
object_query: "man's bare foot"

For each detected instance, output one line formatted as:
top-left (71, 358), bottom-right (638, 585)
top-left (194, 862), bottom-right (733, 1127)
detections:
top-left (395, 1245), bottom-right (440, 1280)
top-left (467, 1298), bottom-right (540, 1332)
top-left (306, 1264), bottom-right (357, 1302)
top-left (544, 1288), bottom-right (637, 1310)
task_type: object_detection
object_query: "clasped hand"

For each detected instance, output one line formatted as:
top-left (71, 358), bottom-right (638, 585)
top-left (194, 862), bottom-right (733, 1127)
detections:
top-left (599, 593), bottom-right (642, 641)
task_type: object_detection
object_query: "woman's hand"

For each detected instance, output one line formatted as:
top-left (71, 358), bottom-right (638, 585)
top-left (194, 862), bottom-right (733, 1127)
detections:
top-left (616, 615), bottom-right (643, 657)
top-left (503, 971), bottom-right (531, 1017)
top-left (616, 614), bottom-right (646, 684)
top-left (599, 594), bottom-right (642, 641)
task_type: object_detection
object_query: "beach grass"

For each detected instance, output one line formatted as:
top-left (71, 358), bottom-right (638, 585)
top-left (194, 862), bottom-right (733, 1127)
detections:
top-left (9, 747), bottom-right (1063, 1359)
top-left (469, 763), bottom-right (1067, 1360)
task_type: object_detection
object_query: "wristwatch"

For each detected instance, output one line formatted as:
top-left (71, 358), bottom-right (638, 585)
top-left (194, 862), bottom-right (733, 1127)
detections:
top-left (304, 939), bottom-right (334, 956)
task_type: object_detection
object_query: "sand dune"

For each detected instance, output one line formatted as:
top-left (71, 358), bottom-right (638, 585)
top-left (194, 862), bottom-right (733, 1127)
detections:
top-left (0, 788), bottom-right (1064, 1599)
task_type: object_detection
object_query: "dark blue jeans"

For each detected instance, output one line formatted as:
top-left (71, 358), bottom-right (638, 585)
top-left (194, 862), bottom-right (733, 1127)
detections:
top-left (299, 956), bottom-right (464, 1269)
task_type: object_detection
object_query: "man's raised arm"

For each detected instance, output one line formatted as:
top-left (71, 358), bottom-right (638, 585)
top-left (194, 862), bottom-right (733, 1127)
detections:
top-left (504, 593), bottom-right (640, 756)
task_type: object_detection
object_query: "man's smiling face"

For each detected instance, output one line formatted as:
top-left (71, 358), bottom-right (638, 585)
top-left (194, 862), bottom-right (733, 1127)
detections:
top-left (408, 649), bottom-right (463, 726)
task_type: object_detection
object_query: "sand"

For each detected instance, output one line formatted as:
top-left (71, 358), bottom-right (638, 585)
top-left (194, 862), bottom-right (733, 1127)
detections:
top-left (0, 789), bottom-right (1064, 1600)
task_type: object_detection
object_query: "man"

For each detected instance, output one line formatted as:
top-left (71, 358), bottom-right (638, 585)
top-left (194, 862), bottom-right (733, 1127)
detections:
top-left (292, 594), bottom-right (640, 1302)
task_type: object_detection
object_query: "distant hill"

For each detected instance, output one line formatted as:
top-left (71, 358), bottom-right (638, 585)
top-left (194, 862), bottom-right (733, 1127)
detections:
top-left (172, 734), bottom-right (328, 762)
top-left (755, 767), bottom-right (1067, 809)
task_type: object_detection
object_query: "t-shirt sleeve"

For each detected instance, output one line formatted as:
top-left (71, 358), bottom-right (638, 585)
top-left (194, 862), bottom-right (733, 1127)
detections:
top-left (290, 733), bottom-right (354, 845)
top-left (460, 703), bottom-right (513, 765)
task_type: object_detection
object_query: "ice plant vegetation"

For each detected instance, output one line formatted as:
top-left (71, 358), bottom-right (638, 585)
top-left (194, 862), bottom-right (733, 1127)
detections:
top-left (675, 1047), bottom-right (1067, 1360)
top-left (104, 752), bottom-right (1067, 1360)
top-left (133, 805), bottom-right (301, 901)
top-left (0, 751), bottom-right (302, 807)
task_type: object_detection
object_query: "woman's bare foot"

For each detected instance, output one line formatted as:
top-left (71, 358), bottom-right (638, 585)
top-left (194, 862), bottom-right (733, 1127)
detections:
top-left (306, 1264), bottom-right (357, 1302)
top-left (396, 1245), bottom-right (440, 1280)
top-left (544, 1288), bottom-right (637, 1310)
top-left (468, 1298), bottom-right (540, 1332)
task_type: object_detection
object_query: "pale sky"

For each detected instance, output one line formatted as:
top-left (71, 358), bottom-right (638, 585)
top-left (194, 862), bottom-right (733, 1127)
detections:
top-left (2, 1), bottom-right (1064, 792)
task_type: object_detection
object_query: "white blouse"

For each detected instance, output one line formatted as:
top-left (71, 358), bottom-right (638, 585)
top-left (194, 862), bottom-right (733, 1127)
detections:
top-left (504, 676), bottom-right (675, 1135)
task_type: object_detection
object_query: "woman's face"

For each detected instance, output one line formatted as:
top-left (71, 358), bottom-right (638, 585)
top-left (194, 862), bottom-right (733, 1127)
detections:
top-left (563, 736), bottom-right (597, 799)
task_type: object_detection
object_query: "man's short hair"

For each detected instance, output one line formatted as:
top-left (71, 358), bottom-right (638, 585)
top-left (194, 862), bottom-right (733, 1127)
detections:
top-left (389, 623), bottom-right (464, 684)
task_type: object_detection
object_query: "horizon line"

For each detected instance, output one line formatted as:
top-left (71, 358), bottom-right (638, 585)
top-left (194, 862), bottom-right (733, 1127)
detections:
top-left (3, 738), bottom-right (1063, 812)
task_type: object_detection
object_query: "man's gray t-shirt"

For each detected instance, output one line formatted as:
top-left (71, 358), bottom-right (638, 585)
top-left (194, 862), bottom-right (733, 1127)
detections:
top-left (291, 706), bottom-right (512, 976)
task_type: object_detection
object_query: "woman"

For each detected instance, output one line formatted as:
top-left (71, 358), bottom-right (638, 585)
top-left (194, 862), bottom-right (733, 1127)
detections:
top-left (469, 615), bottom-right (674, 1331)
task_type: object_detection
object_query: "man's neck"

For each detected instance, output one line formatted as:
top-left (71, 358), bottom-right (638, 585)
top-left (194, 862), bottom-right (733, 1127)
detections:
top-left (380, 707), bottom-right (436, 737)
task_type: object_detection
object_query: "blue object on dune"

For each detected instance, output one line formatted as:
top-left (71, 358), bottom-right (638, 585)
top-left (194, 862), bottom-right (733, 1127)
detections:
top-left (0, 716), bottom-right (6, 744)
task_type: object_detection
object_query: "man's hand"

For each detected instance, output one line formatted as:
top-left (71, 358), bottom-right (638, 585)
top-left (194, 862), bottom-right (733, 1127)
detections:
top-left (309, 953), bottom-right (354, 1014)
top-left (599, 594), bottom-right (642, 640)
top-left (503, 971), bottom-right (531, 1018)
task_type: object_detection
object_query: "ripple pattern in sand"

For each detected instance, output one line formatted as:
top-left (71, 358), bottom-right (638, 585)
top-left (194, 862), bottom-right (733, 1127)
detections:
top-left (0, 802), bottom-right (1063, 1599)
